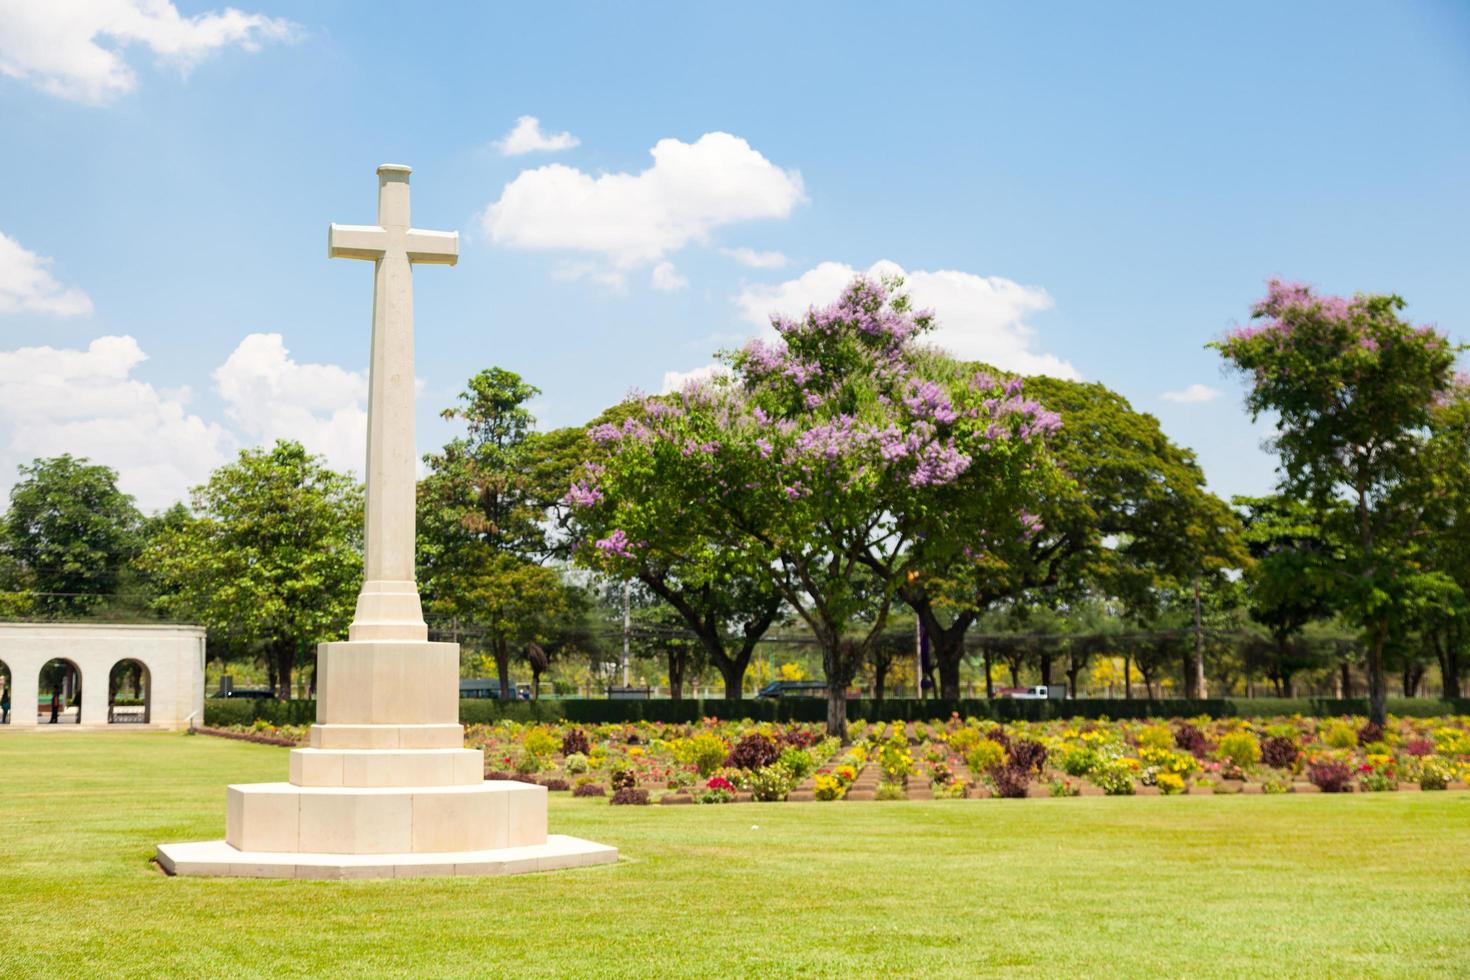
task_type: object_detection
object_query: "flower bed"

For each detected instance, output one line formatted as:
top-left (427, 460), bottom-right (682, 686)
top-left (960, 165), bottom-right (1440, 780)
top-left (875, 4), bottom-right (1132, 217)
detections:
top-left (198, 713), bottom-right (1470, 802)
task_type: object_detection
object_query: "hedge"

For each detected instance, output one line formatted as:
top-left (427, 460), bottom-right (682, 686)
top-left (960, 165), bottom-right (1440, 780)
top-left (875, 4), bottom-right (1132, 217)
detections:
top-left (204, 696), bottom-right (1470, 728)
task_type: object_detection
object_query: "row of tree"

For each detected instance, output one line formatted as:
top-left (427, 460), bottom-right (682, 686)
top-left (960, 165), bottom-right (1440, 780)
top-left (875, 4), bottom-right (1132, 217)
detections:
top-left (0, 277), bottom-right (1462, 732)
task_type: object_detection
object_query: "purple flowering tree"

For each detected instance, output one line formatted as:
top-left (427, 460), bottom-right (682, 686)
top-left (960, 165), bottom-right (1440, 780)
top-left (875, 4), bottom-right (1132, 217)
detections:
top-left (569, 277), bottom-right (1060, 737)
top-left (1212, 280), bottom-right (1463, 723)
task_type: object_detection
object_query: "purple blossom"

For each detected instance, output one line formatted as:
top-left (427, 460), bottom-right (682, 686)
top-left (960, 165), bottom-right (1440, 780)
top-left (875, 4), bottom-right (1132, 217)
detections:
top-left (564, 481), bottom-right (603, 508)
top-left (594, 529), bottom-right (635, 560)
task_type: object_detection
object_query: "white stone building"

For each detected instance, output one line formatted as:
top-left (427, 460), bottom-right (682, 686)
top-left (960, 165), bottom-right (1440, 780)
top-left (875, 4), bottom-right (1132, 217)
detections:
top-left (0, 623), bottom-right (206, 731)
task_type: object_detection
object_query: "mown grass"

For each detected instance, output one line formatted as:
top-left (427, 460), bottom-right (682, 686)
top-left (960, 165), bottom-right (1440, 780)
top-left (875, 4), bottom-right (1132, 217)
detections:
top-left (0, 732), bottom-right (1466, 978)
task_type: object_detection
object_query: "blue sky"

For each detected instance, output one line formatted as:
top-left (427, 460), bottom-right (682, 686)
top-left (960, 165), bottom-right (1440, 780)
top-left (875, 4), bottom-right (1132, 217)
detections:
top-left (0, 1), bottom-right (1466, 510)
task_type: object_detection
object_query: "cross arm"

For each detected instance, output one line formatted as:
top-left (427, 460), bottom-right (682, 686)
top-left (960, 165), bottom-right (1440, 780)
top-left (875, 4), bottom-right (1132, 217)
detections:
top-left (328, 223), bottom-right (388, 261)
top-left (405, 229), bottom-right (458, 266)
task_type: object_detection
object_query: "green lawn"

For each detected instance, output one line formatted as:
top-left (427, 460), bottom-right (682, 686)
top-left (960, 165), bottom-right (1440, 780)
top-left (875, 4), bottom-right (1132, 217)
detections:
top-left (0, 733), bottom-right (1466, 978)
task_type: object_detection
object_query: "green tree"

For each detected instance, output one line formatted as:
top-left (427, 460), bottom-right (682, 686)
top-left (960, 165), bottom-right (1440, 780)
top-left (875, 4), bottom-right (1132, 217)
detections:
top-left (3, 455), bottom-right (141, 619)
top-left (548, 413), bottom-right (785, 700)
top-left (899, 376), bottom-right (1243, 700)
top-left (420, 367), bottom-right (580, 699)
top-left (1213, 280), bottom-right (1462, 723)
top-left (1235, 494), bottom-right (1337, 696)
top-left (1409, 378), bottom-right (1470, 697)
top-left (571, 277), bottom-right (1057, 736)
top-left (141, 441), bottom-right (362, 697)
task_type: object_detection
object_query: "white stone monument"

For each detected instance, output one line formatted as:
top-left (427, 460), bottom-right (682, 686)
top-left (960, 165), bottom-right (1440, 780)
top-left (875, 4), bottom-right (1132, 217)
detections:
top-left (157, 165), bottom-right (616, 879)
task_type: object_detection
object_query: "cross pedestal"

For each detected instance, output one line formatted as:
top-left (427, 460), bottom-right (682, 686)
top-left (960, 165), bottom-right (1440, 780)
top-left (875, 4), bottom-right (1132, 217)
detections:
top-left (156, 166), bottom-right (616, 879)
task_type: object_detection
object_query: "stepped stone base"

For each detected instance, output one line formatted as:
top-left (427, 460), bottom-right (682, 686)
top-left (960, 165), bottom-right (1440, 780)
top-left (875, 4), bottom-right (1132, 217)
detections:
top-left (225, 780), bottom-right (546, 854)
top-left (158, 637), bottom-right (618, 879)
top-left (157, 834), bottom-right (617, 880)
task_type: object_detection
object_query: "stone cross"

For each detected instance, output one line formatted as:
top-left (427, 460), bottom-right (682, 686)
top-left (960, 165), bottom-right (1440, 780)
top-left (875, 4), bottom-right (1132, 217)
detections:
top-left (328, 164), bottom-right (457, 642)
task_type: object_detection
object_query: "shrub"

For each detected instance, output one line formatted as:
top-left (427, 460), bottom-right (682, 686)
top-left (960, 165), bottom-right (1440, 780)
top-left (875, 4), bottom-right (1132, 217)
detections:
top-left (1156, 772), bottom-right (1186, 795)
top-left (1261, 735), bottom-right (1299, 770)
top-left (514, 750), bottom-right (542, 775)
top-left (563, 752), bottom-right (589, 774)
top-left (813, 773), bottom-right (845, 801)
top-left (1261, 776), bottom-right (1291, 794)
top-left (1136, 724), bottom-right (1175, 751)
top-left (874, 781), bottom-right (906, 801)
top-left (1433, 726), bottom-right (1470, 755)
top-left (879, 741), bottom-right (915, 782)
top-left (966, 740), bottom-right (1006, 774)
top-left (609, 768), bottom-right (637, 792)
top-left (1008, 738), bottom-right (1049, 773)
top-left (610, 787), bottom-right (651, 805)
top-left (1419, 757), bottom-right (1453, 791)
top-left (726, 733), bottom-right (780, 770)
top-left (747, 764), bottom-right (796, 802)
top-left (988, 761), bottom-right (1032, 799)
top-left (933, 779), bottom-right (969, 799)
top-left (523, 726), bottom-right (559, 759)
top-left (947, 727), bottom-right (981, 755)
top-left (777, 746), bottom-right (815, 781)
top-left (560, 727), bottom-right (591, 756)
top-left (1048, 778), bottom-right (1080, 798)
top-left (1090, 760), bottom-right (1136, 796)
top-left (1360, 768), bottom-right (1397, 792)
top-left (1403, 737), bottom-right (1435, 757)
top-left (1058, 744), bottom-right (1102, 778)
top-left (1356, 721), bottom-right (1386, 747)
top-left (674, 732), bottom-right (730, 777)
top-left (1216, 731), bottom-right (1262, 771)
top-left (572, 783), bottom-right (605, 797)
top-left (1174, 722), bottom-right (1209, 758)
top-left (1322, 721), bottom-right (1358, 749)
top-left (696, 777), bottom-right (736, 804)
top-left (1308, 758), bottom-right (1355, 793)
top-left (541, 778), bottom-right (570, 791)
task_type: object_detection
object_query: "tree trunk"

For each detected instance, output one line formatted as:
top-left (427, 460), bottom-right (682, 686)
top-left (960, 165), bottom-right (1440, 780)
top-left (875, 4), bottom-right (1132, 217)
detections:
top-left (1436, 631), bottom-right (1462, 699)
top-left (984, 647), bottom-right (994, 699)
top-left (1340, 658), bottom-right (1352, 700)
top-left (821, 637), bottom-right (853, 740)
top-left (1066, 663), bottom-right (1082, 699)
top-left (715, 657), bottom-right (748, 700)
top-left (1039, 653), bottom-right (1053, 688)
top-left (1192, 576), bottom-right (1207, 698)
top-left (1123, 656), bottom-right (1132, 699)
top-left (667, 648), bottom-right (685, 701)
top-left (873, 658), bottom-right (888, 706)
top-left (495, 638), bottom-right (512, 701)
top-left (276, 643), bottom-right (294, 700)
top-left (931, 624), bottom-right (969, 700)
top-left (1368, 624), bottom-right (1387, 726)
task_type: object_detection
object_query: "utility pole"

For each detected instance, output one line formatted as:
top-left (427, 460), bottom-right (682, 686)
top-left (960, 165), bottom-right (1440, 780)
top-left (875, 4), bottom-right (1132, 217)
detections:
top-left (915, 618), bottom-right (923, 700)
top-left (621, 580), bottom-right (631, 688)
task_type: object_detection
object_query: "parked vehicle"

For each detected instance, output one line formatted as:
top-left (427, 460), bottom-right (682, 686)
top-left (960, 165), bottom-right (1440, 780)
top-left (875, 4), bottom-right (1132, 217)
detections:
top-left (459, 678), bottom-right (531, 700)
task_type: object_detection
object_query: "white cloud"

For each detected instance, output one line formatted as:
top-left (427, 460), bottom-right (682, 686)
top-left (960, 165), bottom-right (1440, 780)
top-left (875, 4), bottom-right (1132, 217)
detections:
top-left (1160, 383), bottom-right (1221, 404)
top-left (0, 0), bottom-right (294, 105)
top-left (735, 260), bottom-right (1079, 379)
top-left (0, 335), bottom-right (232, 510)
top-left (720, 246), bottom-right (788, 269)
top-left (481, 132), bottom-right (805, 272)
top-left (661, 362), bottom-right (730, 394)
top-left (494, 115), bottom-right (580, 156)
top-left (212, 333), bottom-right (367, 476)
top-left (650, 261), bottom-right (688, 292)
top-left (0, 231), bottom-right (93, 316)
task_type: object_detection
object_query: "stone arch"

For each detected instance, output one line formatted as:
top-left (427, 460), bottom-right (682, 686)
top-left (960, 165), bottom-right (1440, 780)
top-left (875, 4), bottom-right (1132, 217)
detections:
top-left (108, 658), bottom-right (151, 724)
top-left (0, 658), bottom-right (11, 724)
top-left (38, 657), bottom-right (82, 724)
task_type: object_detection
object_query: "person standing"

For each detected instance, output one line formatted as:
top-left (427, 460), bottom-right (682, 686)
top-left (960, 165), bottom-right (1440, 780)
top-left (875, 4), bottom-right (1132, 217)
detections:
top-left (1, 684), bottom-right (10, 724)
